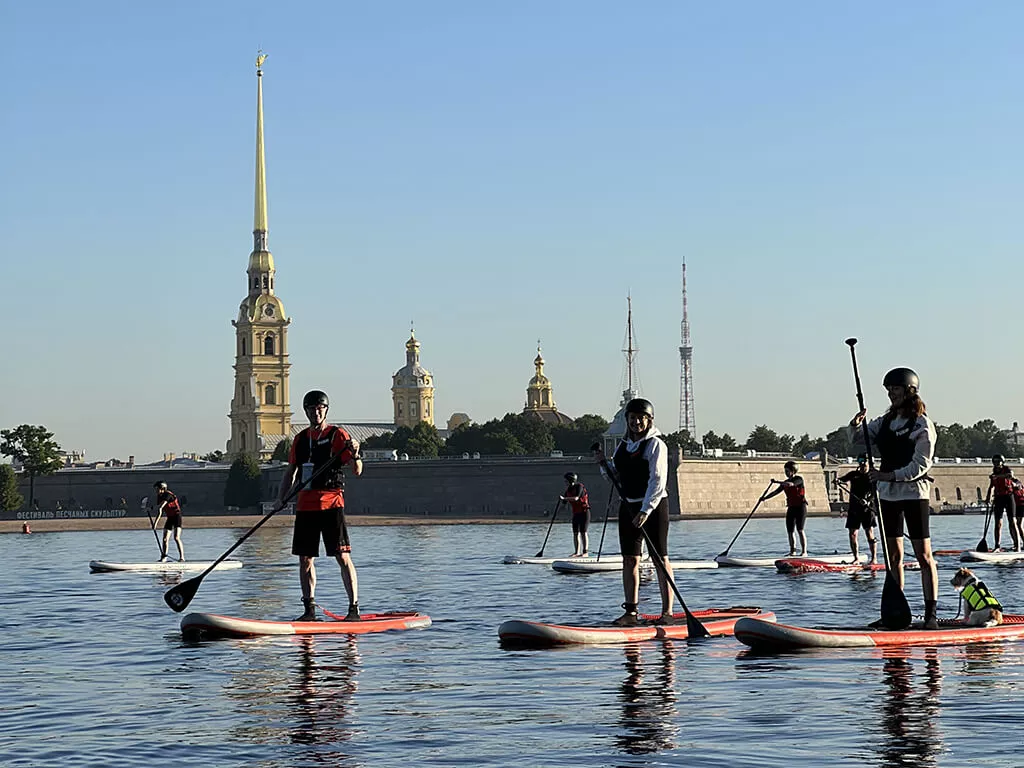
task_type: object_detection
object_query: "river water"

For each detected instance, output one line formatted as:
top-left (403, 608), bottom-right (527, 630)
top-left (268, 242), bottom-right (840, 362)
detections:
top-left (3, 514), bottom-right (1024, 767)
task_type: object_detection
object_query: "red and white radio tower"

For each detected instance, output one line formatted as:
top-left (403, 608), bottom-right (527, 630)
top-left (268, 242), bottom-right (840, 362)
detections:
top-left (678, 260), bottom-right (696, 437)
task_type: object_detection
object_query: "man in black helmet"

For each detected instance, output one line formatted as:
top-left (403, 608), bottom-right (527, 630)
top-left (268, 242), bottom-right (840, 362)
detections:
top-left (763, 460), bottom-right (808, 557)
top-left (985, 454), bottom-right (1019, 551)
top-left (153, 480), bottom-right (184, 562)
top-left (598, 397), bottom-right (676, 626)
top-left (850, 366), bottom-right (939, 629)
top-left (837, 455), bottom-right (878, 564)
top-left (277, 389), bottom-right (363, 621)
top-left (560, 472), bottom-right (591, 557)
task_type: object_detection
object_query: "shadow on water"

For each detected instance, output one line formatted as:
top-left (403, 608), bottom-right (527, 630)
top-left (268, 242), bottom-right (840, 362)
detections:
top-left (615, 642), bottom-right (679, 756)
top-left (875, 646), bottom-right (943, 768)
top-left (288, 636), bottom-right (361, 754)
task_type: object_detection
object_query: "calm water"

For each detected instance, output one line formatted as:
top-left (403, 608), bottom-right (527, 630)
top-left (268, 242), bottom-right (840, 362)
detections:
top-left (3, 513), bottom-right (1024, 767)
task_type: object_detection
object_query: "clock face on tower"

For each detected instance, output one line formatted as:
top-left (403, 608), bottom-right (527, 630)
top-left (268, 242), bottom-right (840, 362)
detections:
top-left (263, 304), bottom-right (274, 318)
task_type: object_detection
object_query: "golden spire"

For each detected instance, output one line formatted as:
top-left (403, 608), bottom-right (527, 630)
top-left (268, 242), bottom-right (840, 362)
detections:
top-left (253, 51), bottom-right (268, 251)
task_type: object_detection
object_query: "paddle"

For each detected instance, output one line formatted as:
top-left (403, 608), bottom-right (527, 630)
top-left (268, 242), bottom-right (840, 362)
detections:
top-left (163, 449), bottom-right (346, 613)
top-left (535, 499), bottom-right (564, 558)
top-left (593, 452), bottom-right (710, 639)
top-left (594, 482), bottom-right (616, 562)
top-left (977, 501), bottom-right (992, 553)
top-left (717, 481), bottom-right (776, 559)
top-left (141, 496), bottom-right (163, 559)
top-left (845, 337), bottom-right (913, 630)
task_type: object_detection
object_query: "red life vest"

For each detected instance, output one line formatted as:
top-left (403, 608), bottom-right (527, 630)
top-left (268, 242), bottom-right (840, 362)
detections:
top-left (992, 470), bottom-right (1014, 497)
top-left (783, 477), bottom-right (806, 507)
top-left (565, 483), bottom-right (589, 514)
top-left (159, 490), bottom-right (181, 516)
top-left (1013, 479), bottom-right (1024, 505)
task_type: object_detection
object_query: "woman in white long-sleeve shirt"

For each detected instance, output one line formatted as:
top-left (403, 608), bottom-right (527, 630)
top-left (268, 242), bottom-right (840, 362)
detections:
top-left (850, 367), bottom-right (940, 630)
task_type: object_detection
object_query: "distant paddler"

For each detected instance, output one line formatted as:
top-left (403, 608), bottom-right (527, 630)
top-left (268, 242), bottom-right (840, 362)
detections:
top-left (560, 472), bottom-right (591, 557)
top-left (154, 481), bottom-right (185, 562)
top-left (763, 461), bottom-right (808, 557)
top-left (985, 455), bottom-right (1020, 552)
top-left (837, 455), bottom-right (878, 564)
top-left (277, 390), bottom-right (363, 622)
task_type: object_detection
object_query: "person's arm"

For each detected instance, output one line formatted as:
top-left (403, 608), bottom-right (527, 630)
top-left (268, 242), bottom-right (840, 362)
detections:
top-left (333, 428), bottom-right (363, 478)
top-left (561, 484), bottom-right (580, 502)
top-left (277, 464), bottom-right (299, 507)
top-left (986, 476), bottom-right (994, 503)
top-left (763, 484), bottom-right (784, 500)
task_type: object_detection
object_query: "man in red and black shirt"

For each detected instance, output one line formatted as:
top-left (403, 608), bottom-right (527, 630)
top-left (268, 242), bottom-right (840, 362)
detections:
top-left (764, 460), bottom-right (808, 557)
top-left (986, 455), bottom-right (1020, 551)
top-left (560, 472), bottom-right (591, 556)
top-left (278, 389), bottom-right (363, 621)
top-left (154, 481), bottom-right (185, 562)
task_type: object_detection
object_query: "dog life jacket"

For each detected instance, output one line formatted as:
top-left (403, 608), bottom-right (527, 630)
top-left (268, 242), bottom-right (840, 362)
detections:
top-left (961, 581), bottom-right (1003, 612)
top-left (613, 438), bottom-right (654, 500)
top-left (991, 470), bottom-right (1014, 497)
top-left (875, 412), bottom-right (921, 474)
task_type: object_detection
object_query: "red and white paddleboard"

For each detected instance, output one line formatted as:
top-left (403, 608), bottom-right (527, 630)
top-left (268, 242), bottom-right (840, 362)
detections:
top-left (181, 611), bottom-right (431, 640)
top-left (775, 558), bottom-right (921, 574)
top-left (736, 614), bottom-right (1024, 650)
top-left (498, 606), bottom-right (775, 646)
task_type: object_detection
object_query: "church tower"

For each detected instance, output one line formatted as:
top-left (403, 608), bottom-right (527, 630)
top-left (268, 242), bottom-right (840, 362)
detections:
top-left (523, 343), bottom-right (572, 424)
top-left (392, 327), bottom-right (435, 428)
top-left (227, 53), bottom-right (292, 459)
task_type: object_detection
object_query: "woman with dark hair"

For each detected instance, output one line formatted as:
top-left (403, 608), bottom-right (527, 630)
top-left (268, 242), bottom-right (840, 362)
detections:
top-left (850, 367), bottom-right (939, 629)
top-left (763, 460), bottom-right (808, 556)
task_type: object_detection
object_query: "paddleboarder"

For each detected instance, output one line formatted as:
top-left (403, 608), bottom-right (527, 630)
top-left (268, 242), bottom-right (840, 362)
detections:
top-left (838, 455), bottom-right (878, 564)
top-left (154, 481), bottom-right (185, 562)
top-left (985, 455), bottom-right (1019, 552)
top-left (763, 461), bottom-right (808, 557)
top-left (597, 398), bottom-right (675, 627)
top-left (850, 367), bottom-right (940, 630)
top-left (278, 389), bottom-right (363, 622)
top-left (560, 472), bottom-right (591, 556)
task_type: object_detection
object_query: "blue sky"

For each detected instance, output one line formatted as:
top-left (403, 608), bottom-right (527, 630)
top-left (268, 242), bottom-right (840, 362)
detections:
top-left (3, 2), bottom-right (1023, 462)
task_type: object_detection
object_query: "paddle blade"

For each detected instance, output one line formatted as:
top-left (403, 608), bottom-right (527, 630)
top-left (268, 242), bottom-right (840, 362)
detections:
top-left (976, 538), bottom-right (989, 553)
top-left (535, 549), bottom-right (545, 558)
top-left (164, 576), bottom-right (202, 613)
top-left (685, 610), bottom-right (711, 639)
top-left (879, 572), bottom-right (913, 629)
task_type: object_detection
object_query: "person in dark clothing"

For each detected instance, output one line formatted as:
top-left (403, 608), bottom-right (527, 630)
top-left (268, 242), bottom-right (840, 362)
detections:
top-left (277, 390), bottom-right (363, 622)
top-left (154, 481), bottom-right (184, 562)
top-left (764, 461), bottom-right (808, 557)
top-left (560, 472), bottom-right (591, 556)
top-left (838, 455), bottom-right (878, 564)
top-left (850, 366), bottom-right (939, 630)
top-left (595, 398), bottom-right (675, 627)
top-left (985, 455), bottom-right (1019, 552)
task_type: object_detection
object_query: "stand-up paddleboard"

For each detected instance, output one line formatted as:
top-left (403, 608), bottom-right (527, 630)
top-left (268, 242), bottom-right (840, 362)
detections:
top-left (552, 557), bottom-right (655, 574)
top-left (504, 553), bottom-right (625, 565)
top-left (715, 553), bottom-right (864, 568)
top-left (960, 550), bottom-right (1024, 564)
top-left (499, 606), bottom-right (775, 646)
top-left (775, 558), bottom-right (920, 575)
top-left (90, 560), bottom-right (243, 573)
top-left (735, 614), bottom-right (1024, 650)
top-left (181, 611), bottom-right (432, 640)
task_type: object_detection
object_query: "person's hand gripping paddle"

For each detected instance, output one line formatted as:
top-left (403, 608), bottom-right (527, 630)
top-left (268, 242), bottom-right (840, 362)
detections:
top-left (845, 337), bottom-right (913, 630)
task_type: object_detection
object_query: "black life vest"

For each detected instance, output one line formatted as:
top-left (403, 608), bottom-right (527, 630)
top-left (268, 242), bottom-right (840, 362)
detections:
top-left (292, 426), bottom-right (346, 490)
top-left (874, 412), bottom-right (921, 473)
top-left (613, 437), bottom-right (653, 500)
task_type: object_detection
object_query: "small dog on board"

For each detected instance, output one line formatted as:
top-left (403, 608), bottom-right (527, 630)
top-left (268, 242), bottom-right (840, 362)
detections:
top-left (950, 567), bottom-right (1004, 628)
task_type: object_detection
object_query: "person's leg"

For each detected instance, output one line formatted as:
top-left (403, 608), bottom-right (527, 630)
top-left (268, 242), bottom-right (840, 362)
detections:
top-left (614, 501), bottom-right (641, 624)
top-left (299, 556), bottom-right (317, 601)
top-left (905, 500), bottom-right (938, 628)
top-left (335, 551), bottom-right (359, 612)
top-left (848, 528), bottom-right (859, 561)
top-left (786, 509), bottom-right (797, 556)
top-left (995, 507), bottom-right (1004, 550)
top-left (292, 514), bottom-right (320, 620)
top-left (866, 524), bottom-right (878, 564)
top-left (1009, 497), bottom-right (1020, 550)
top-left (796, 505), bottom-right (808, 556)
top-left (888, 536), bottom-right (905, 588)
top-left (160, 529), bottom-right (171, 561)
top-left (174, 526), bottom-right (184, 560)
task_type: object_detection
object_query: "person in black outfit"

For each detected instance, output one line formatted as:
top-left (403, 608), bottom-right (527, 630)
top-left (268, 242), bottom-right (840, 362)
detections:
top-left (985, 454), bottom-right (1019, 551)
top-left (838, 455), bottom-right (878, 564)
top-left (763, 461), bottom-right (808, 556)
top-left (560, 472), bottom-right (591, 556)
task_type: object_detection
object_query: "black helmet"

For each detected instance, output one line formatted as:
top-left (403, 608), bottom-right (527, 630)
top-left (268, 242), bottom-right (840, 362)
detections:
top-left (857, 454), bottom-right (868, 465)
top-left (882, 367), bottom-right (919, 391)
top-left (564, 472), bottom-right (577, 483)
top-left (993, 454), bottom-right (1005, 466)
top-left (153, 481), bottom-right (167, 490)
top-left (784, 461), bottom-right (797, 472)
top-left (625, 398), bottom-right (654, 418)
top-left (303, 390), bottom-right (329, 409)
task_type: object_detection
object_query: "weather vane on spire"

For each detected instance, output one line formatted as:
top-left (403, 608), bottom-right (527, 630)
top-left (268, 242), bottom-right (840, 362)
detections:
top-left (256, 50), bottom-right (267, 72)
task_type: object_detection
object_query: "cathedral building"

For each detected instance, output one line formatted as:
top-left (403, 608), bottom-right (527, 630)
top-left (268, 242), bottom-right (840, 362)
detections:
top-left (226, 54), bottom-right (292, 460)
top-left (522, 345), bottom-right (572, 425)
top-left (391, 328), bottom-right (435, 428)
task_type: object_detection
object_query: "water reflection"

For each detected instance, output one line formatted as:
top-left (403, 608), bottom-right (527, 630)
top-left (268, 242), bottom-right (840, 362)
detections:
top-left (875, 647), bottom-right (943, 768)
top-left (289, 636), bottom-right (361, 755)
top-left (615, 642), bottom-right (679, 755)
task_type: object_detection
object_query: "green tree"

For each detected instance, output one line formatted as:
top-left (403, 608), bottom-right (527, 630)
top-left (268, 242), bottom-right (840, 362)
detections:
top-left (0, 465), bottom-right (23, 512)
top-left (0, 425), bottom-right (63, 508)
top-left (702, 431), bottom-right (738, 451)
top-left (270, 437), bottom-right (292, 463)
top-left (935, 423), bottom-right (969, 457)
top-left (664, 429), bottom-right (700, 454)
top-left (224, 453), bottom-right (263, 509)
top-left (405, 422), bottom-right (443, 458)
top-left (201, 450), bottom-right (225, 463)
top-left (363, 432), bottom-right (395, 451)
top-left (551, 414), bottom-right (611, 454)
top-left (824, 426), bottom-right (855, 460)
top-left (792, 433), bottom-right (826, 458)
top-left (744, 425), bottom-right (794, 453)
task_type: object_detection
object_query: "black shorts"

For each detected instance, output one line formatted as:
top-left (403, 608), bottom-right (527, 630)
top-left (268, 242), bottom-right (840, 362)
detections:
top-left (618, 498), bottom-right (669, 557)
top-left (879, 499), bottom-right (930, 540)
top-left (163, 516), bottom-right (182, 531)
top-left (572, 511), bottom-right (590, 535)
top-left (845, 502), bottom-right (876, 531)
top-left (292, 507), bottom-right (351, 558)
top-left (785, 504), bottom-right (807, 533)
top-left (993, 495), bottom-right (1016, 521)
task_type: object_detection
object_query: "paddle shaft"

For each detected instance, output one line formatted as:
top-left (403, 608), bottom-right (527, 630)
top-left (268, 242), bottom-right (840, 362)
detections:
top-left (143, 500), bottom-right (163, 557)
top-left (846, 339), bottom-right (912, 626)
top-left (595, 482), bottom-right (615, 562)
top-left (978, 502), bottom-right (992, 552)
top-left (535, 498), bottom-right (563, 557)
top-left (596, 455), bottom-right (709, 638)
top-left (718, 481), bottom-right (775, 557)
top-left (164, 448), bottom-right (351, 612)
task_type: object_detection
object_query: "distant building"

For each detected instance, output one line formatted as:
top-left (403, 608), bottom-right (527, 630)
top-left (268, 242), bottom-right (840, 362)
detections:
top-left (392, 327), bottom-right (436, 428)
top-left (447, 413), bottom-right (471, 431)
top-left (522, 344), bottom-right (572, 425)
top-left (1004, 422), bottom-right (1023, 451)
